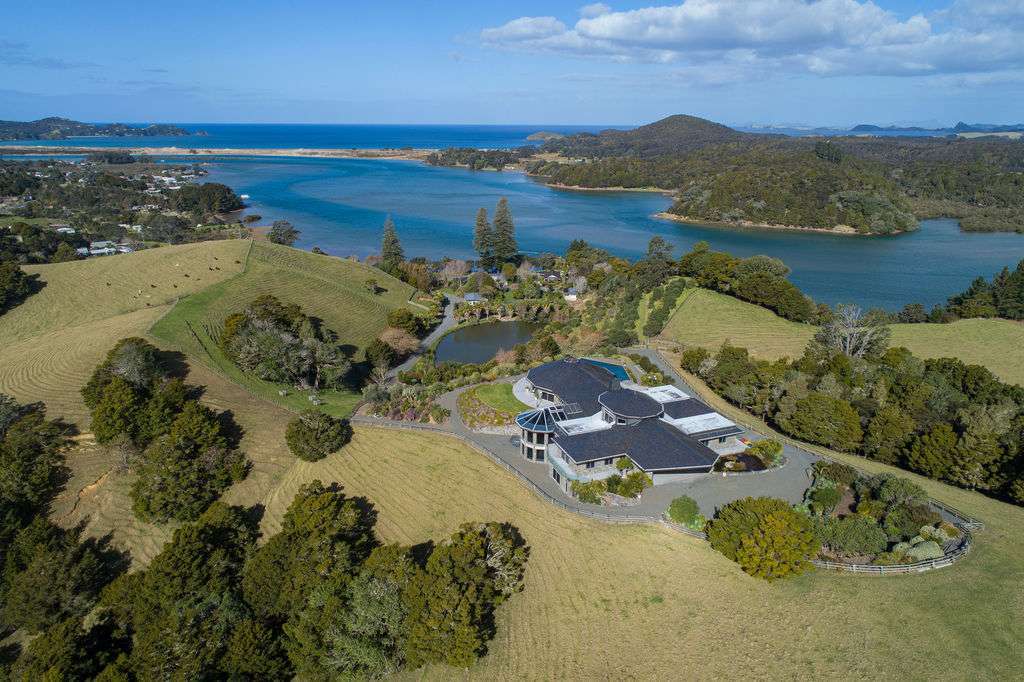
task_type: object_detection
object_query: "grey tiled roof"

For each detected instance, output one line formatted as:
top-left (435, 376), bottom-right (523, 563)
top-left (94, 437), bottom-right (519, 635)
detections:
top-left (688, 425), bottom-right (745, 441)
top-left (555, 419), bottom-right (719, 471)
top-left (662, 398), bottom-right (715, 420)
top-left (527, 358), bottom-right (618, 415)
top-left (598, 389), bottom-right (663, 419)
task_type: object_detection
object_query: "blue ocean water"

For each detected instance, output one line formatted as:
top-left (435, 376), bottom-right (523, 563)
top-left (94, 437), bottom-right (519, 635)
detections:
top-left (0, 123), bottom-right (619, 150)
top-left (193, 155), bottom-right (1024, 309)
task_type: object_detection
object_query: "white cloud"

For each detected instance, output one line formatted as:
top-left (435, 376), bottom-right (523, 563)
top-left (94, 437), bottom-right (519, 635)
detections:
top-left (479, 0), bottom-right (1024, 83)
top-left (579, 3), bottom-right (612, 18)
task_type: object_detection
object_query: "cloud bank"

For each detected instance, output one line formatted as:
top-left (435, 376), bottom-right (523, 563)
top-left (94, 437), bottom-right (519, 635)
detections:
top-left (480, 0), bottom-right (1024, 82)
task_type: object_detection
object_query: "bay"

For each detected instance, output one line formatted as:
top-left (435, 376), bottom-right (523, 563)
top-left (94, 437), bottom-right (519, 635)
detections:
top-left (196, 155), bottom-right (1024, 310)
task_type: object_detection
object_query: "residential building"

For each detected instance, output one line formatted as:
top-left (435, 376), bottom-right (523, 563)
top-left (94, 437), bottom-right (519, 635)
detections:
top-left (514, 357), bottom-right (744, 497)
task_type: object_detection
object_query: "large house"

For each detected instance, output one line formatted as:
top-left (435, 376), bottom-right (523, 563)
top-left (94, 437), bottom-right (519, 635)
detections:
top-left (514, 357), bottom-right (745, 497)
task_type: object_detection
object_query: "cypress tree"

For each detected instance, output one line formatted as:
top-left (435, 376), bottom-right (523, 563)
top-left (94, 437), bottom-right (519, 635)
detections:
top-left (491, 198), bottom-right (518, 265)
top-left (380, 216), bottom-right (404, 275)
top-left (473, 208), bottom-right (493, 269)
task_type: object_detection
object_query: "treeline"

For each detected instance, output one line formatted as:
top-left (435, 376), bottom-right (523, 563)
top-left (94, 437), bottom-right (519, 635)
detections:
top-left (679, 243), bottom-right (818, 322)
top-left (533, 114), bottom-right (1024, 232)
top-left (425, 146), bottom-right (535, 171)
top-left (0, 389), bottom-right (528, 677)
top-left (0, 160), bottom-right (242, 245)
top-left (897, 259), bottom-right (1024, 322)
top-left (82, 338), bottom-right (248, 522)
top-left (681, 312), bottom-right (1024, 507)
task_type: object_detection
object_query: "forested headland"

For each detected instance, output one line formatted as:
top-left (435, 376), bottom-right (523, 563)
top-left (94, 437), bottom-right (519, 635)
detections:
top-left (428, 114), bottom-right (1024, 235)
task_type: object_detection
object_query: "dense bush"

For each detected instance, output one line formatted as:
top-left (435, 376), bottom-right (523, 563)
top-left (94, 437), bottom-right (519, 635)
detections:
top-left (571, 479), bottom-right (606, 504)
top-left (285, 409), bottom-right (353, 462)
top-left (746, 439), bottom-right (783, 467)
top-left (667, 495), bottom-right (706, 530)
top-left (617, 471), bottom-right (653, 499)
top-left (222, 295), bottom-right (352, 389)
top-left (708, 497), bottom-right (818, 581)
top-left (819, 515), bottom-right (888, 556)
top-left (0, 261), bottom-right (40, 315)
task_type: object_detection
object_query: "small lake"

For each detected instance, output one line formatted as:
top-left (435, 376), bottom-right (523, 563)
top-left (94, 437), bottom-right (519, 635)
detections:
top-left (434, 321), bottom-right (541, 365)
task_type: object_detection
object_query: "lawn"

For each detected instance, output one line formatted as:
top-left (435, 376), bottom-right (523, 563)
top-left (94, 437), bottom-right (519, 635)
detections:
top-left (149, 240), bottom-right (416, 416)
top-left (661, 287), bottom-right (1024, 385)
top-left (474, 382), bottom-right (529, 415)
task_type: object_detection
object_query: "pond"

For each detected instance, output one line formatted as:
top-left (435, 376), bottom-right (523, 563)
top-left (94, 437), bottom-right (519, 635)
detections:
top-left (434, 321), bottom-right (542, 365)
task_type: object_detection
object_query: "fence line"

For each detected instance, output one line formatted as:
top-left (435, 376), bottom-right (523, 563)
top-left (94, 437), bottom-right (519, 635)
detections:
top-left (350, 414), bottom-right (974, 574)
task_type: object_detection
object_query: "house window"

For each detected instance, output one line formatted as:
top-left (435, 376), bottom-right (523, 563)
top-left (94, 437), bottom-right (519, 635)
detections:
top-left (586, 461), bottom-right (596, 469)
top-left (552, 469), bottom-right (561, 483)
top-left (525, 446), bottom-right (534, 460)
top-left (617, 418), bottom-right (626, 425)
top-left (536, 450), bottom-right (545, 462)
top-left (718, 436), bottom-right (727, 443)
top-left (603, 458), bottom-right (614, 465)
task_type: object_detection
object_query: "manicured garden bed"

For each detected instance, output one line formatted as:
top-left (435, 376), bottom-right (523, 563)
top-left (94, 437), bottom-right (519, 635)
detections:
top-left (458, 383), bottom-right (528, 430)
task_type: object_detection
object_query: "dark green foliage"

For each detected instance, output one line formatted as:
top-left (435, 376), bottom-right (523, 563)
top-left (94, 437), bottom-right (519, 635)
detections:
top-left (643, 277), bottom-right (687, 336)
top-left (777, 392), bottom-right (863, 452)
top-left (941, 260), bottom-right (1024, 321)
top-left (380, 215), bottom-right (405, 275)
top-left (473, 207), bottom-right (494, 269)
top-left (268, 219), bottom-right (300, 246)
top-left (734, 272), bottom-right (814, 322)
top-left (113, 502), bottom-right (259, 679)
top-left (814, 461), bottom-right (859, 488)
top-left (7, 616), bottom-right (127, 681)
top-left (130, 402), bottom-right (248, 523)
top-left (809, 485), bottom-right (841, 515)
top-left (617, 471), bottom-right (653, 498)
top-left (243, 480), bottom-right (377, 624)
top-left (221, 618), bottom-right (291, 679)
top-left (285, 409), bottom-right (353, 462)
top-left (491, 198), bottom-right (518, 264)
top-left (883, 502), bottom-right (941, 541)
top-left (820, 515), bottom-right (888, 556)
top-left (0, 261), bottom-right (40, 315)
top-left (667, 495), bottom-right (702, 527)
top-left (81, 337), bottom-right (164, 410)
top-left (223, 295), bottom-right (352, 389)
top-left (1, 518), bottom-right (124, 633)
top-left (680, 346), bottom-right (711, 372)
top-left (403, 522), bottom-right (528, 668)
top-left (707, 497), bottom-right (817, 581)
top-left (172, 182), bottom-right (244, 215)
top-left (0, 399), bottom-right (68, 550)
top-left (89, 377), bottom-right (142, 444)
top-left (366, 337), bottom-right (397, 369)
top-left (387, 307), bottom-right (422, 335)
top-left (426, 146), bottom-right (534, 171)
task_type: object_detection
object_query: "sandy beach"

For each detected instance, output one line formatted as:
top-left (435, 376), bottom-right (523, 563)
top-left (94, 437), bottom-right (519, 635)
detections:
top-left (653, 211), bottom-right (872, 236)
top-left (0, 145), bottom-right (435, 161)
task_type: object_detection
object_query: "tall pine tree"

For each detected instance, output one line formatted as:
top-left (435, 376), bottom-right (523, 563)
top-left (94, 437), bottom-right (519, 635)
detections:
top-left (491, 198), bottom-right (518, 265)
top-left (473, 208), bottom-right (493, 270)
top-left (380, 215), bottom-right (404, 276)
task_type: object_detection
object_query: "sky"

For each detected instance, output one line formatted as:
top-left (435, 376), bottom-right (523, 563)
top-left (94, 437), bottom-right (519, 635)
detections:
top-left (1, 0), bottom-right (1023, 127)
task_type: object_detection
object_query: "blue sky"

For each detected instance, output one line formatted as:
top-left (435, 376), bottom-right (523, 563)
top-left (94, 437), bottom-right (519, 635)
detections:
top-left (1, 0), bottom-right (1022, 126)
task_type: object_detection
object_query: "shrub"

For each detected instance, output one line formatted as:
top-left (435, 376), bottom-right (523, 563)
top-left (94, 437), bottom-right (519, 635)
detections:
top-left (906, 540), bottom-right (944, 561)
top-left (873, 550), bottom-right (912, 566)
top-left (809, 485), bottom-right (841, 515)
top-left (746, 439), bottom-right (782, 467)
top-left (615, 456), bottom-right (634, 472)
top-left (571, 480), bottom-right (607, 504)
top-left (883, 502), bottom-right (941, 541)
top-left (814, 461), bottom-right (858, 488)
top-left (605, 473), bottom-right (622, 494)
top-left (680, 347), bottom-right (710, 373)
top-left (285, 409), bottom-right (353, 462)
top-left (778, 393), bottom-right (862, 452)
top-left (617, 471), bottom-right (653, 498)
top-left (820, 515), bottom-right (888, 556)
top-left (877, 476), bottom-right (928, 507)
top-left (667, 496), bottom-right (706, 530)
top-left (708, 497), bottom-right (818, 580)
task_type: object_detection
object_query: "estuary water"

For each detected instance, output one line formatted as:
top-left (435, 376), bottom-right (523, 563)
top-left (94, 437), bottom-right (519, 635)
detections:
top-left (4, 124), bottom-right (1023, 309)
top-left (195, 155), bottom-right (1024, 310)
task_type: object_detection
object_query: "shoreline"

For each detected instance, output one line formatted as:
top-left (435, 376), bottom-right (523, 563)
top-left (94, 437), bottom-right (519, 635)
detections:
top-left (652, 211), bottom-right (899, 237)
top-left (0, 145), bottom-right (435, 162)
top-left (541, 181), bottom-right (673, 195)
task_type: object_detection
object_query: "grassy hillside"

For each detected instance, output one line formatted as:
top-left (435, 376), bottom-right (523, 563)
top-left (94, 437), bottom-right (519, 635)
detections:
top-left (661, 287), bottom-right (1024, 385)
top-left (4, 238), bottom-right (1022, 677)
top-left (1, 239), bottom-right (249, 346)
top-left (150, 240), bottom-right (416, 416)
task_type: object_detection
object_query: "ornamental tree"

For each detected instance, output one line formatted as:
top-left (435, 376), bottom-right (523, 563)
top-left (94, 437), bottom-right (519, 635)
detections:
top-left (285, 409), bottom-right (353, 462)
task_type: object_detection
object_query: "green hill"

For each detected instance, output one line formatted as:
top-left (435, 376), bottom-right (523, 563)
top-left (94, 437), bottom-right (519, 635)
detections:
top-left (661, 287), bottom-right (1024, 386)
top-left (150, 240), bottom-right (416, 416)
top-left (543, 114), bottom-right (750, 158)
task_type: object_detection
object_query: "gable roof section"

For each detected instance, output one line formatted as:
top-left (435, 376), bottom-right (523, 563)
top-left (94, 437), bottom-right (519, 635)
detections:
top-left (555, 419), bottom-right (719, 471)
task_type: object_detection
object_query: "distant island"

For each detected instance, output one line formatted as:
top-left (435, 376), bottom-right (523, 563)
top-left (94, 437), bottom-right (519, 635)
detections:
top-left (0, 116), bottom-right (201, 141)
top-left (526, 131), bottom-right (565, 141)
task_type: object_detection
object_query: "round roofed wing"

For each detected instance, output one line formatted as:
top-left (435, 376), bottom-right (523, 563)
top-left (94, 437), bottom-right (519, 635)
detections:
top-left (598, 389), bottom-right (663, 419)
top-left (515, 408), bottom-right (557, 432)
